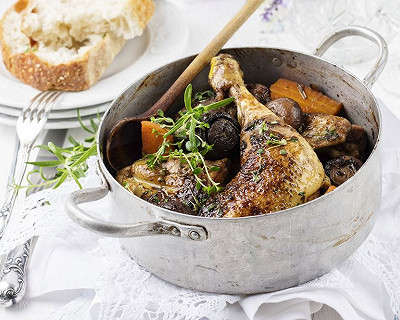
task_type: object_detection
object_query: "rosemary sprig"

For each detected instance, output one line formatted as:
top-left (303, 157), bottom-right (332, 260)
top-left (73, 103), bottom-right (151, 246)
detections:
top-left (15, 110), bottom-right (100, 192)
top-left (146, 84), bottom-right (234, 195)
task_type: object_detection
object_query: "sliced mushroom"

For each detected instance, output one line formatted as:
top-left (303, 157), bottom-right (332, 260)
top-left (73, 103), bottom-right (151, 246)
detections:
top-left (301, 113), bottom-right (351, 149)
top-left (247, 83), bottom-right (271, 105)
top-left (324, 155), bottom-right (363, 186)
top-left (266, 98), bottom-right (304, 131)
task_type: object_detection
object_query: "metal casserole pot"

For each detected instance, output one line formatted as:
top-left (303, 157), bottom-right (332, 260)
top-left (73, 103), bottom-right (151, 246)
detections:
top-left (66, 26), bottom-right (387, 294)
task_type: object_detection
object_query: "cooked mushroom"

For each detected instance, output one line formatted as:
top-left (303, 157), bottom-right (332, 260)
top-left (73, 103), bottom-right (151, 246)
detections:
top-left (247, 83), bottom-right (271, 105)
top-left (159, 200), bottom-right (196, 215)
top-left (324, 155), bottom-right (363, 186)
top-left (301, 113), bottom-right (351, 149)
top-left (198, 112), bottom-right (241, 160)
top-left (266, 98), bottom-right (304, 131)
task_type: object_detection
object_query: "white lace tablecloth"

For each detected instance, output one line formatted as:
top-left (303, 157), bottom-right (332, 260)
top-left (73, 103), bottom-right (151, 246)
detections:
top-left (0, 100), bottom-right (399, 320)
top-left (1, 1), bottom-right (400, 319)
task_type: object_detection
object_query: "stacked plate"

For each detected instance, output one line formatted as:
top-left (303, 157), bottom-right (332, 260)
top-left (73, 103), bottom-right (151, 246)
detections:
top-left (0, 0), bottom-right (188, 129)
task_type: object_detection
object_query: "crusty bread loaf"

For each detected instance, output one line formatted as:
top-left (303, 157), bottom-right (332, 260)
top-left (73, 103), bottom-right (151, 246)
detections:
top-left (0, 0), bottom-right (154, 91)
top-left (21, 0), bottom-right (154, 49)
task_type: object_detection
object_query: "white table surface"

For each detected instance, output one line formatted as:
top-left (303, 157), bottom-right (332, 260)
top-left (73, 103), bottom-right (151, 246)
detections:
top-left (1, 1), bottom-right (400, 319)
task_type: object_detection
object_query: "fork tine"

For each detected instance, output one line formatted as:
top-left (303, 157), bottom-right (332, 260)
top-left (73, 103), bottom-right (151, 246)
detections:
top-left (45, 92), bottom-right (63, 113)
top-left (29, 92), bottom-right (60, 122)
top-left (37, 92), bottom-right (63, 121)
top-left (22, 91), bottom-right (54, 121)
top-left (27, 91), bottom-right (48, 104)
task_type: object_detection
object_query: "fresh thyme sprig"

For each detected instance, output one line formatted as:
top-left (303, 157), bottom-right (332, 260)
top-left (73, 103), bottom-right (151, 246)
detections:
top-left (146, 84), bottom-right (234, 195)
top-left (15, 110), bottom-right (100, 192)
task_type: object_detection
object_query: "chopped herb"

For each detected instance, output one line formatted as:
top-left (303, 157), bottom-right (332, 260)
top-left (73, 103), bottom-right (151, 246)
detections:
top-left (325, 128), bottom-right (339, 140)
top-left (252, 171), bottom-right (261, 182)
top-left (24, 47), bottom-right (37, 53)
top-left (152, 195), bottom-right (160, 203)
top-left (280, 149), bottom-right (287, 155)
top-left (266, 133), bottom-right (287, 146)
top-left (270, 120), bottom-right (278, 125)
top-left (298, 191), bottom-right (306, 196)
top-left (257, 148), bottom-right (265, 155)
top-left (290, 137), bottom-right (298, 142)
top-left (209, 166), bottom-right (220, 171)
top-left (259, 121), bottom-right (269, 135)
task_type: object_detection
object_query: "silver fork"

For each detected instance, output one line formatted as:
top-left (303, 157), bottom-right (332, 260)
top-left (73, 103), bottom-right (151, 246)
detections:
top-left (0, 91), bottom-right (63, 307)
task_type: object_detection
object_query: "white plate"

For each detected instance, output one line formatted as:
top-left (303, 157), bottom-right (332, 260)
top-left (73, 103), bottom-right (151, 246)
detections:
top-left (0, 101), bottom-right (110, 119)
top-left (0, 0), bottom-right (188, 110)
top-left (0, 111), bottom-right (105, 129)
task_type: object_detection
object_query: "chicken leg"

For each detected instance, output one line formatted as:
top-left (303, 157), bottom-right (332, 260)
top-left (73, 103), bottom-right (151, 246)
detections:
top-left (199, 54), bottom-right (325, 217)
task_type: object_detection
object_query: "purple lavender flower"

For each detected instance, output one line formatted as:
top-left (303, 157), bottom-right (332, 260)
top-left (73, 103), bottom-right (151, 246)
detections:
top-left (261, 0), bottom-right (285, 22)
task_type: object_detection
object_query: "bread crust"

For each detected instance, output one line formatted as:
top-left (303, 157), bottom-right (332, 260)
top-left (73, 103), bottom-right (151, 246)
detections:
top-left (0, 0), bottom-right (152, 92)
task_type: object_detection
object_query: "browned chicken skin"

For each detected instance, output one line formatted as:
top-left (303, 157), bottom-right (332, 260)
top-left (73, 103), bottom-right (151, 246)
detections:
top-left (301, 113), bottom-right (351, 149)
top-left (116, 158), bottom-right (232, 214)
top-left (317, 124), bottom-right (368, 161)
top-left (199, 54), bottom-right (325, 218)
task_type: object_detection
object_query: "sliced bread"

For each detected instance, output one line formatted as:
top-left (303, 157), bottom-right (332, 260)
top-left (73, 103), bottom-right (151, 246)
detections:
top-left (21, 0), bottom-right (154, 48)
top-left (0, 0), bottom-right (154, 91)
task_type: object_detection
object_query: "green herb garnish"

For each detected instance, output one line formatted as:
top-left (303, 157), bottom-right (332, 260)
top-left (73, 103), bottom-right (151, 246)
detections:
top-left (280, 149), bottom-right (287, 155)
top-left (325, 128), bottom-right (339, 140)
top-left (252, 171), bottom-right (261, 182)
top-left (267, 133), bottom-right (287, 147)
top-left (193, 90), bottom-right (215, 103)
top-left (259, 121), bottom-right (268, 135)
top-left (146, 84), bottom-right (234, 195)
top-left (16, 110), bottom-right (100, 192)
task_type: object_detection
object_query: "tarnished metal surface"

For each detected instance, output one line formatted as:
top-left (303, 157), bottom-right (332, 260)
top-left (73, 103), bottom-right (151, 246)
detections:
top-left (66, 27), bottom-right (386, 294)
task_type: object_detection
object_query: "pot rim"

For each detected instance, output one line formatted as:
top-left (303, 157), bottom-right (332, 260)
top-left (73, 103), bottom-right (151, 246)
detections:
top-left (97, 45), bottom-right (383, 221)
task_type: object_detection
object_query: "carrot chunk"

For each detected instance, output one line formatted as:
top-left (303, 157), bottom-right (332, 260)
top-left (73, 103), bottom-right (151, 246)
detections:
top-left (325, 185), bottom-right (337, 194)
top-left (141, 121), bottom-right (173, 155)
top-left (270, 78), bottom-right (343, 115)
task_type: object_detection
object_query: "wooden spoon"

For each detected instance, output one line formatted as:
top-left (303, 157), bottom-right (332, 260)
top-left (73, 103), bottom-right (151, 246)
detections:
top-left (106, 0), bottom-right (265, 171)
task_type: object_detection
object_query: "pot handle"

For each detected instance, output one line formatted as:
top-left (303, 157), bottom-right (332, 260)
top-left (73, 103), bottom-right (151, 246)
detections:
top-left (65, 181), bottom-right (208, 241)
top-left (312, 26), bottom-right (388, 89)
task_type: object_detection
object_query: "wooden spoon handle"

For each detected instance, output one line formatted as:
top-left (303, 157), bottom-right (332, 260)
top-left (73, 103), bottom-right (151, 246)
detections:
top-left (143, 0), bottom-right (265, 117)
